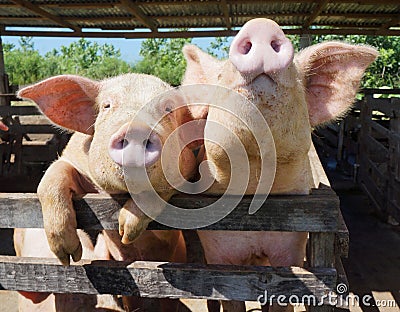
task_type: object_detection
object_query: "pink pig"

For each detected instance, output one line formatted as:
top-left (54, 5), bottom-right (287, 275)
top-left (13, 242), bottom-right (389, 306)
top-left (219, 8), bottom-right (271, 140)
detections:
top-left (182, 18), bottom-right (378, 311)
top-left (16, 73), bottom-right (194, 311)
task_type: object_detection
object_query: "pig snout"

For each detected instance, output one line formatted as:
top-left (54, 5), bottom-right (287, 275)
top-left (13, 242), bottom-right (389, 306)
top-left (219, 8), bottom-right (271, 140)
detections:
top-left (109, 123), bottom-right (162, 168)
top-left (229, 18), bottom-right (294, 77)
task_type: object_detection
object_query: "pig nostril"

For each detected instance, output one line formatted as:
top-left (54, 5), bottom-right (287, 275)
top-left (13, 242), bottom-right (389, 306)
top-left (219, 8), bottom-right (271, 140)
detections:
top-left (238, 40), bottom-right (252, 55)
top-left (271, 40), bottom-right (281, 53)
top-left (143, 139), bottom-right (150, 149)
top-left (114, 138), bottom-right (128, 150)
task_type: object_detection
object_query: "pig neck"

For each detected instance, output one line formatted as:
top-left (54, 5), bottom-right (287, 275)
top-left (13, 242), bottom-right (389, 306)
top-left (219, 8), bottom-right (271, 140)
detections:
top-left (268, 94), bottom-right (313, 194)
top-left (244, 73), bottom-right (313, 194)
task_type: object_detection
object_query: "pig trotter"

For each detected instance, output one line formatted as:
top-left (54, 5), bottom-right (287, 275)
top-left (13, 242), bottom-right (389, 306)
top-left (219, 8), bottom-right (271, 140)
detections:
top-left (118, 199), bottom-right (152, 244)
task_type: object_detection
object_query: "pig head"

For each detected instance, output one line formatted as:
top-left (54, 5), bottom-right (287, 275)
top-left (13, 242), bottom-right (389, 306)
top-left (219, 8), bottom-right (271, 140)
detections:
top-left (18, 73), bottom-right (197, 264)
top-left (183, 18), bottom-right (378, 195)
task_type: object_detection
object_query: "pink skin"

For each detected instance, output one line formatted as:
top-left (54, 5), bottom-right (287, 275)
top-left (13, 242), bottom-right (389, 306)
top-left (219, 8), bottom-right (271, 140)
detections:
top-left (183, 18), bottom-right (378, 312)
top-left (16, 73), bottom-right (197, 311)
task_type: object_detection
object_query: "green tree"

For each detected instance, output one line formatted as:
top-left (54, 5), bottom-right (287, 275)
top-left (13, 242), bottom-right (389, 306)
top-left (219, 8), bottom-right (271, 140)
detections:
top-left (43, 38), bottom-right (132, 79)
top-left (4, 38), bottom-right (133, 85)
top-left (312, 34), bottom-right (400, 89)
top-left (207, 37), bottom-right (230, 59)
top-left (133, 36), bottom-right (192, 86)
top-left (4, 37), bottom-right (45, 85)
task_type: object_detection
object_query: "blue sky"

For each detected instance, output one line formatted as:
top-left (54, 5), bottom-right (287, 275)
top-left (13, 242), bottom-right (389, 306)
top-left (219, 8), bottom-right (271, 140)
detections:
top-left (3, 35), bottom-right (224, 64)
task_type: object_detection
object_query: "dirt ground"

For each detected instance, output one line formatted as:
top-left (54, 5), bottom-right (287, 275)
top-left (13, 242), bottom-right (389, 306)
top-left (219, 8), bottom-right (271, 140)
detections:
top-left (0, 172), bottom-right (399, 311)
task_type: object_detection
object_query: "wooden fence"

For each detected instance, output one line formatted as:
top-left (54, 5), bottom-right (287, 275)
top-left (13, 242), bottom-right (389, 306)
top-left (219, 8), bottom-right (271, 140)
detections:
top-left (358, 94), bottom-right (400, 223)
top-left (313, 89), bottom-right (400, 223)
top-left (0, 188), bottom-right (349, 311)
top-left (0, 85), bottom-right (353, 310)
top-left (0, 82), bottom-right (70, 186)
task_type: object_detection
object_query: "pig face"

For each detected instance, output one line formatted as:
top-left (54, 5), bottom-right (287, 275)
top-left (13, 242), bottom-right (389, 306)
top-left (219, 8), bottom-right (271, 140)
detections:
top-left (183, 18), bottom-right (378, 163)
top-left (18, 74), bottom-right (197, 195)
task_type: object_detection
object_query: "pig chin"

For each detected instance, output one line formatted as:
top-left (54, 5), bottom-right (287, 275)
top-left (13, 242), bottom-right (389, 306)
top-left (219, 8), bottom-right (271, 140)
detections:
top-left (90, 161), bottom-right (128, 194)
top-left (232, 74), bottom-right (277, 101)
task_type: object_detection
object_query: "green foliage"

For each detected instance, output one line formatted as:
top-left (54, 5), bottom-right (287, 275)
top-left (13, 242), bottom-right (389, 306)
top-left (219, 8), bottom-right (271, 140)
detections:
top-left (3, 34), bottom-right (399, 90)
top-left (207, 37), bottom-right (230, 59)
top-left (44, 38), bottom-right (133, 79)
top-left (4, 37), bottom-right (44, 85)
top-left (2, 43), bottom-right (15, 53)
top-left (4, 38), bottom-right (132, 85)
top-left (312, 34), bottom-right (400, 89)
top-left (133, 36), bottom-right (192, 86)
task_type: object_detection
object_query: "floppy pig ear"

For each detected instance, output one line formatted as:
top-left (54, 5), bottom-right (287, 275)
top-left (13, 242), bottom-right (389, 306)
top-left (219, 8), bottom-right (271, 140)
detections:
top-left (18, 75), bottom-right (100, 135)
top-left (182, 44), bottom-right (222, 120)
top-left (164, 92), bottom-right (205, 150)
top-left (295, 42), bottom-right (378, 127)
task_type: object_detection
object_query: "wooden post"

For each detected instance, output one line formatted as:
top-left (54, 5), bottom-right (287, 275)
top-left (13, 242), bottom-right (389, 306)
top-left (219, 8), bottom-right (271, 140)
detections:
top-left (0, 36), bottom-right (8, 106)
top-left (300, 34), bottom-right (312, 50)
top-left (307, 232), bottom-right (336, 312)
top-left (388, 98), bottom-right (400, 222)
top-left (358, 95), bottom-right (373, 184)
top-left (337, 120), bottom-right (345, 163)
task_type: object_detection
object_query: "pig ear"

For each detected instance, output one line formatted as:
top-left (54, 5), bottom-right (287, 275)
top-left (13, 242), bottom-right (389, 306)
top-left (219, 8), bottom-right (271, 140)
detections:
top-left (182, 44), bottom-right (222, 121)
top-left (164, 92), bottom-right (205, 150)
top-left (295, 42), bottom-right (378, 127)
top-left (18, 75), bottom-right (100, 135)
top-left (182, 44), bottom-right (219, 85)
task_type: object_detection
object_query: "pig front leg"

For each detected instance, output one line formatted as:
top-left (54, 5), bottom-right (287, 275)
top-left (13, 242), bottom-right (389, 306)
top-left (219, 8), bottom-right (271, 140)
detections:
top-left (37, 160), bottom-right (93, 265)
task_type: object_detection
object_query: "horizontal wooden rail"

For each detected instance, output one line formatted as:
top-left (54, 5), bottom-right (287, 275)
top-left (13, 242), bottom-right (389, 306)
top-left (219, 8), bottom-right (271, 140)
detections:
top-left (361, 88), bottom-right (400, 95)
top-left (0, 105), bottom-right (40, 116)
top-left (365, 98), bottom-right (400, 117)
top-left (0, 256), bottom-right (336, 302)
top-left (7, 124), bottom-right (60, 134)
top-left (0, 188), bottom-right (339, 232)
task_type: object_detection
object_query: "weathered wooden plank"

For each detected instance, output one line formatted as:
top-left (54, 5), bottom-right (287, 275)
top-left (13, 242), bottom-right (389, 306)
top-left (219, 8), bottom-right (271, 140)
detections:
top-left (336, 121), bottom-right (345, 161)
top-left (335, 212), bottom-right (349, 258)
top-left (316, 128), bottom-right (338, 148)
top-left (312, 135), bottom-right (338, 158)
top-left (9, 124), bottom-right (60, 134)
top-left (0, 256), bottom-right (337, 302)
top-left (367, 119), bottom-right (390, 138)
top-left (388, 108), bottom-right (400, 223)
top-left (335, 256), bottom-right (349, 309)
top-left (360, 181), bottom-right (386, 216)
top-left (363, 156), bottom-right (387, 183)
top-left (21, 145), bottom-right (59, 162)
top-left (0, 191), bottom-right (340, 232)
top-left (366, 97), bottom-right (399, 117)
top-left (307, 232), bottom-right (335, 312)
top-left (364, 133), bottom-right (389, 158)
top-left (388, 200), bottom-right (400, 224)
top-left (0, 105), bottom-right (41, 116)
top-left (308, 233), bottom-right (335, 268)
top-left (359, 158), bottom-right (387, 209)
top-left (362, 88), bottom-right (400, 95)
top-left (326, 123), bottom-right (340, 133)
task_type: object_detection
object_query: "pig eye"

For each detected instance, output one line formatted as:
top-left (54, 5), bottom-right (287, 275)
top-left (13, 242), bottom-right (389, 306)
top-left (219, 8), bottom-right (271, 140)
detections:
top-left (102, 101), bottom-right (112, 109)
top-left (165, 106), bottom-right (172, 113)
